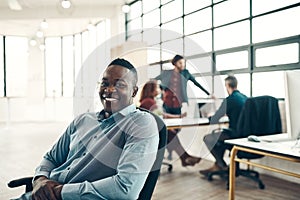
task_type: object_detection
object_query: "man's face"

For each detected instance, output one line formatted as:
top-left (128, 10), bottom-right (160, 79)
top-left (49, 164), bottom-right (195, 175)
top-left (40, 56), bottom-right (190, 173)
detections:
top-left (99, 65), bottom-right (138, 113)
top-left (174, 59), bottom-right (185, 71)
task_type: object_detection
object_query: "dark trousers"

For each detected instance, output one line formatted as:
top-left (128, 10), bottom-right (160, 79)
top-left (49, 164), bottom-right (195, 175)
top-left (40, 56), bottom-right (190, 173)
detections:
top-left (163, 104), bottom-right (188, 158)
top-left (203, 129), bottom-right (232, 168)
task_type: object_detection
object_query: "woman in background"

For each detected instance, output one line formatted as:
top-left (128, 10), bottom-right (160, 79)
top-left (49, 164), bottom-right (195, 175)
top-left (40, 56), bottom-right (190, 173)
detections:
top-left (140, 80), bottom-right (201, 167)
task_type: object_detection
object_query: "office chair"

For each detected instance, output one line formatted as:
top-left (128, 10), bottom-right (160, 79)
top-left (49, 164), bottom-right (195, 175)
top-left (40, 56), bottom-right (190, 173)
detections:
top-left (206, 96), bottom-right (282, 190)
top-left (8, 107), bottom-right (167, 200)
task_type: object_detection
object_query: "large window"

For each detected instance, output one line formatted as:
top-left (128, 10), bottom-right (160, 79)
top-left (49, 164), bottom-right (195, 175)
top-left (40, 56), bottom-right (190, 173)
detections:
top-left (6, 36), bottom-right (28, 97)
top-left (62, 36), bottom-right (74, 97)
top-left (0, 36), bottom-right (3, 97)
top-left (126, 0), bottom-right (300, 98)
top-left (45, 37), bottom-right (62, 97)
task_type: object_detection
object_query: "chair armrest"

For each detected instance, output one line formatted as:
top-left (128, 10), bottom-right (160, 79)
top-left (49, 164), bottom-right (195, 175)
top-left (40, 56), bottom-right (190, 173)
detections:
top-left (8, 177), bottom-right (34, 192)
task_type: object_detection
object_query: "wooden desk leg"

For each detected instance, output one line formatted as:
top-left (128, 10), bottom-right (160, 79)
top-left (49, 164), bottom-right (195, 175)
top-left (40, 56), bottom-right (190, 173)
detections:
top-left (229, 146), bottom-right (238, 200)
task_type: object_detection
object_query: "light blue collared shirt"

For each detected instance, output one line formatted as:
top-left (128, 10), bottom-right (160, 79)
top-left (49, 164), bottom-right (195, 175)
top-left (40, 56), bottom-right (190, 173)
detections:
top-left (33, 104), bottom-right (159, 200)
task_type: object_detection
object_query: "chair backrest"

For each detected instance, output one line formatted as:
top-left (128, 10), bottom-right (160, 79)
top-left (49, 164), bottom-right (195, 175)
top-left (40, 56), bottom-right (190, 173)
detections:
top-left (235, 96), bottom-right (282, 159)
top-left (236, 96), bottom-right (282, 138)
top-left (137, 107), bottom-right (167, 200)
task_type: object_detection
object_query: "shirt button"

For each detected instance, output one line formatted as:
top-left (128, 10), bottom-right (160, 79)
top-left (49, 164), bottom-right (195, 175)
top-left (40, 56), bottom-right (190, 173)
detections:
top-left (94, 135), bottom-right (97, 139)
top-left (67, 167), bottom-right (70, 170)
top-left (83, 153), bottom-right (86, 156)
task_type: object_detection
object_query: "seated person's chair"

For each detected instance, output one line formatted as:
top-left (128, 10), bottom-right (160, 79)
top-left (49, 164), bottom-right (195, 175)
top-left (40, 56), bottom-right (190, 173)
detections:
top-left (207, 96), bottom-right (282, 189)
top-left (8, 108), bottom-right (167, 200)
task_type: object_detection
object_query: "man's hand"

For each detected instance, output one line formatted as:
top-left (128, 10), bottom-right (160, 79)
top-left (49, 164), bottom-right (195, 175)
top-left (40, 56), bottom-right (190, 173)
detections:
top-left (32, 176), bottom-right (63, 200)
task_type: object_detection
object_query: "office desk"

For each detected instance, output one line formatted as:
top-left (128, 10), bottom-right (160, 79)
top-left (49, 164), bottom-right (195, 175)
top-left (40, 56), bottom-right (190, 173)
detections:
top-left (163, 118), bottom-right (209, 130)
top-left (225, 134), bottom-right (300, 200)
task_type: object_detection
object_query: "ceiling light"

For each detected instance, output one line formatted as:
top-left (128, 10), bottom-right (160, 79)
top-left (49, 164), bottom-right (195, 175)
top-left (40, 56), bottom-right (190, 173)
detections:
top-left (29, 39), bottom-right (37, 47)
top-left (61, 0), bottom-right (71, 9)
top-left (122, 4), bottom-right (130, 13)
top-left (7, 0), bottom-right (22, 11)
top-left (36, 30), bottom-right (44, 38)
top-left (40, 20), bottom-right (48, 29)
top-left (39, 44), bottom-right (45, 51)
top-left (87, 23), bottom-right (95, 31)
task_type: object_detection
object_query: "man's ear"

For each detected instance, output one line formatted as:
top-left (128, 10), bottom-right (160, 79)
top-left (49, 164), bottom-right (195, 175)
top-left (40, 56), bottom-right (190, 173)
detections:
top-left (132, 86), bottom-right (138, 97)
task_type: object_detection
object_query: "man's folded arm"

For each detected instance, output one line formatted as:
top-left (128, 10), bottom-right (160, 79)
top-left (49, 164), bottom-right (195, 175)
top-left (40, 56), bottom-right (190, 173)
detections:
top-left (61, 113), bottom-right (159, 200)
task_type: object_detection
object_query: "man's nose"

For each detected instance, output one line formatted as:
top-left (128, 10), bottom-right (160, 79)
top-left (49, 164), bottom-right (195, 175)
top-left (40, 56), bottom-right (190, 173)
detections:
top-left (105, 85), bottom-right (116, 93)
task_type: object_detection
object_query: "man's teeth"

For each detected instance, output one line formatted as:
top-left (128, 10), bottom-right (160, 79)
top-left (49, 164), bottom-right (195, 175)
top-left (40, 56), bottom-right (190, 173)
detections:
top-left (105, 98), bottom-right (117, 101)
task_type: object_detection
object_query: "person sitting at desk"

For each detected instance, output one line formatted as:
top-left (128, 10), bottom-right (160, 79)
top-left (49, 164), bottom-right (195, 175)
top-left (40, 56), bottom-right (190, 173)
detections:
top-left (198, 76), bottom-right (247, 175)
top-left (154, 55), bottom-right (211, 165)
top-left (140, 80), bottom-right (201, 167)
top-left (14, 58), bottom-right (159, 200)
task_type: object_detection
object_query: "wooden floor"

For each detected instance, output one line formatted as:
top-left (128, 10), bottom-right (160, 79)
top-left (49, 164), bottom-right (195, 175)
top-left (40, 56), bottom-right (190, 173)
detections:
top-left (153, 158), bottom-right (300, 200)
top-left (1, 122), bottom-right (299, 200)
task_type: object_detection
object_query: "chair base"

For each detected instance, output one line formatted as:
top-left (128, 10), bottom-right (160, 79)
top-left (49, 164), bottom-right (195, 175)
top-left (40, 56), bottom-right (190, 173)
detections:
top-left (206, 167), bottom-right (265, 190)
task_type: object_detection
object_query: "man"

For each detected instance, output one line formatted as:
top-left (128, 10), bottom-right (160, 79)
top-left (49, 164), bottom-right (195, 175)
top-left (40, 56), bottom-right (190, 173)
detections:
top-left (154, 55), bottom-right (211, 166)
top-left (15, 58), bottom-right (159, 200)
top-left (199, 76), bottom-right (247, 175)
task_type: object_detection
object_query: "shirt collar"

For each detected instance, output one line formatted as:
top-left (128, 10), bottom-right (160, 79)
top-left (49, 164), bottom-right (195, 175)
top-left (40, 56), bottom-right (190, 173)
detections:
top-left (97, 104), bottom-right (136, 121)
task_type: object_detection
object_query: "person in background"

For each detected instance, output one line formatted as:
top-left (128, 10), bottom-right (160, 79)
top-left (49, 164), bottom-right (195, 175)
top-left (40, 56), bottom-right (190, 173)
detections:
top-left (198, 76), bottom-right (247, 175)
top-left (140, 80), bottom-right (201, 167)
top-left (154, 54), bottom-right (212, 165)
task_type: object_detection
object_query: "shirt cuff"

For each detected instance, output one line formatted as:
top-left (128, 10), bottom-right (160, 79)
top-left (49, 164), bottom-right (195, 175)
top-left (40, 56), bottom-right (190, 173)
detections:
top-left (61, 182), bottom-right (82, 200)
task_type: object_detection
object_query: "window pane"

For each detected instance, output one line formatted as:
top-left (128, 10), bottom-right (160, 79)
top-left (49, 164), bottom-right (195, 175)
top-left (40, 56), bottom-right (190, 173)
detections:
top-left (143, 0), bottom-right (160, 13)
top-left (216, 51), bottom-right (248, 71)
top-left (143, 9), bottom-right (160, 29)
top-left (127, 33), bottom-right (142, 42)
top-left (74, 34), bottom-right (82, 82)
top-left (252, 71), bottom-right (285, 98)
top-left (184, 0), bottom-right (211, 14)
top-left (82, 31), bottom-right (89, 62)
top-left (161, 38), bottom-right (184, 60)
top-left (128, 18), bottom-right (142, 31)
top-left (6, 36), bottom-right (28, 97)
top-left (252, 0), bottom-right (300, 16)
top-left (129, 1), bottom-right (142, 20)
top-left (256, 43), bottom-right (299, 67)
top-left (184, 30), bottom-right (212, 55)
top-left (186, 56), bottom-right (212, 73)
top-left (235, 74), bottom-right (250, 97)
top-left (45, 37), bottom-right (62, 97)
top-left (62, 36), bottom-right (74, 97)
top-left (161, 18), bottom-right (183, 42)
top-left (147, 45), bottom-right (161, 63)
top-left (161, 0), bottom-right (183, 23)
top-left (184, 8), bottom-right (212, 35)
top-left (214, 20), bottom-right (250, 50)
top-left (214, 0), bottom-right (249, 26)
top-left (0, 35), bottom-right (3, 97)
top-left (161, 0), bottom-right (173, 5)
top-left (252, 6), bottom-right (300, 43)
top-left (143, 28), bottom-right (160, 45)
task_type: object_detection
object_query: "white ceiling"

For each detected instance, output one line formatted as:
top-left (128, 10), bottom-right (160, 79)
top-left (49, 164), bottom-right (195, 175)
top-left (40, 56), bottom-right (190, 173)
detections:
top-left (0, 0), bottom-right (126, 37)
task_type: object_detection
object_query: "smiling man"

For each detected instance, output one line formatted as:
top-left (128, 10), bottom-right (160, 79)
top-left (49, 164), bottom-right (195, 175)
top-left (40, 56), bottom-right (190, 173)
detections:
top-left (14, 58), bottom-right (159, 200)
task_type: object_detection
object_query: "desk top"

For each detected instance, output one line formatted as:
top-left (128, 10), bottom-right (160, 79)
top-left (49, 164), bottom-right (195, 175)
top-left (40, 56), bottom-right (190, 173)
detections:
top-left (225, 134), bottom-right (300, 158)
top-left (163, 118), bottom-right (209, 128)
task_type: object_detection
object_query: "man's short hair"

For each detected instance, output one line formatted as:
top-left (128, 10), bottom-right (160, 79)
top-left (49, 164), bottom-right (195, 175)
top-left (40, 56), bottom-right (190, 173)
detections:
top-left (225, 75), bottom-right (238, 89)
top-left (171, 55), bottom-right (184, 65)
top-left (108, 58), bottom-right (138, 85)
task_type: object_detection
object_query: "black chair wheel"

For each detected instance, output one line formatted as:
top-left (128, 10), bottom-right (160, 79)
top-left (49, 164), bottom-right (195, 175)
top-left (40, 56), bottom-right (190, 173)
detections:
top-left (226, 183), bottom-right (229, 190)
top-left (168, 165), bottom-right (173, 172)
top-left (259, 182), bottom-right (265, 190)
top-left (207, 175), bottom-right (213, 181)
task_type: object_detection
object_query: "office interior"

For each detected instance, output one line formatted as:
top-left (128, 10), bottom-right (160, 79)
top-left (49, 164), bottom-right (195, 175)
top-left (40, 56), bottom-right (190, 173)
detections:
top-left (0, 0), bottom-right (300, 199)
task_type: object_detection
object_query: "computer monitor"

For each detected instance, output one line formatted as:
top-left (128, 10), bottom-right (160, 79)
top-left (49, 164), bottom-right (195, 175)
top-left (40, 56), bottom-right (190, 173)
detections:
top-left (284, 70), bottom-right (300, 139)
